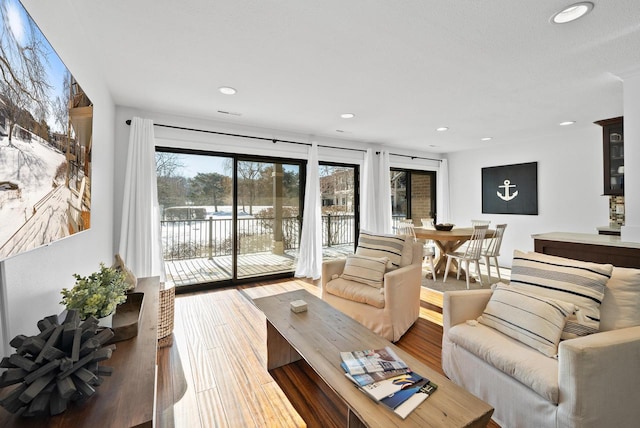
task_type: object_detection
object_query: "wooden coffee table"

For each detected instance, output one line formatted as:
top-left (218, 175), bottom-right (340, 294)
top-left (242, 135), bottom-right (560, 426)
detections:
top-left (250, 289), bottom-right (493, 427)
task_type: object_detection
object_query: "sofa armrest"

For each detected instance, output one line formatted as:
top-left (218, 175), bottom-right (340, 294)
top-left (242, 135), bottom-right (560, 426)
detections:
top-left (321, 259), bottom-right (347, 297)
top-left (442, 289), bottom-right (493, 335)
top-left (557, 326), bottom-right (640, 428)
top-left (383, 263), bottom-right (422, 308)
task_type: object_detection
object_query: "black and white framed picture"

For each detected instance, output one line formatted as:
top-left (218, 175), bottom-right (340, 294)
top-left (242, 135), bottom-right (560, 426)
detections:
top-left (482, 162), bottom-right (538, 215)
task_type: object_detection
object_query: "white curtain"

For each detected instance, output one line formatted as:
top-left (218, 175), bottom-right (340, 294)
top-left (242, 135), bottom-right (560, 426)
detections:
top-left (118, 117), bottom-right (166, 281)
top-left (378, 150), bottom-right (392, 234)
top-left (361, 149), bottom-right (394, 234)
top-left (361, 149), bottom-right (378, 232)
top-left (295, 143), bottom-right (322, 279)
top-left (436, 158), bottom-right (451, 224)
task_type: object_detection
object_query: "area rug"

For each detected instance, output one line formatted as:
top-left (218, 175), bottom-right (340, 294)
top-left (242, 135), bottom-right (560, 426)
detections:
top-left (421, 267), bottom-right (510, 293)
top-left (422, 276), bottom-right (489, 293)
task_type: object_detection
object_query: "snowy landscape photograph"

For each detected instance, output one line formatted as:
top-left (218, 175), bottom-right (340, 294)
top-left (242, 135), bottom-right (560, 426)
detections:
top-left (0, 0), bottom-right (93, 260)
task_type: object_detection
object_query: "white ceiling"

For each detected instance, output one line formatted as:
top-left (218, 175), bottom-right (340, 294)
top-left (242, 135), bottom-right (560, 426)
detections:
top-left (29, 0), bottom-right (640, 153)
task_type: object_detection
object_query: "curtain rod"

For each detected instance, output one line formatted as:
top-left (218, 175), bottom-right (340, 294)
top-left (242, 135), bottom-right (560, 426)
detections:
top-left (125, 119), bottom-right (365, 153)
top-left (376, 151), bottom-right (442, 163)
top-left (125, 119), bottom-right (441, 162)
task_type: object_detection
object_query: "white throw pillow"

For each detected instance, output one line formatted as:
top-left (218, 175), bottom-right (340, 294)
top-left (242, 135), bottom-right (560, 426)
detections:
top-left (340, 254), bottom-right (389, 288)
top-left (356, 230), bottom-right (409, 269)
top-left (599, 267), bottom-right (640, 331)
top-left (478, 283), bottom-right (575, 357)
top-left (509, 250), bottom-right (612, 339)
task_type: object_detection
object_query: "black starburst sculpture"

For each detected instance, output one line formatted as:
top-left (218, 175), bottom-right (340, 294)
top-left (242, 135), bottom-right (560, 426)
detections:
top-left (0, 309), bottom-right (115, 417)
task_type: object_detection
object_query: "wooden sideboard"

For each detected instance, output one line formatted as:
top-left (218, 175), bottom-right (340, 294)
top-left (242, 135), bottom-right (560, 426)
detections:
top-left (0, 277), bottom-right (159, 427)
top-left (533, 232), bottom-right (640, 268)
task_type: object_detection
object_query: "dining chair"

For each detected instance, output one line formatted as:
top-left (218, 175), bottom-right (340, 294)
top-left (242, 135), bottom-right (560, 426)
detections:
top-left (480, 224), bottom-right (507, 283)
top-left (470, 219), bottom-right (491, 226)
top-left (443, 224), bottom-right (489, 289)
top-left (397, 219), bottom-right (436, 281)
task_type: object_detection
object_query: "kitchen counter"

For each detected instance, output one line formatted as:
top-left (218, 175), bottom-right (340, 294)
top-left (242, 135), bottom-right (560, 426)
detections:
top-left (596, 226), bottom-right (622, 236)
top-left (532, 232), bottom-right (640, 268)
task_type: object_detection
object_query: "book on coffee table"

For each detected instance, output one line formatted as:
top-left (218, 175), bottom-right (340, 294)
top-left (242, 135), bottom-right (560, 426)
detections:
top-left (340, 346), bottom-right (409, 375)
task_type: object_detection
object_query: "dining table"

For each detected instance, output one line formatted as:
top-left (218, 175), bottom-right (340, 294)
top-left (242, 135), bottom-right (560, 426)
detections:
top-left (415, 226), bottom-right (495, 280)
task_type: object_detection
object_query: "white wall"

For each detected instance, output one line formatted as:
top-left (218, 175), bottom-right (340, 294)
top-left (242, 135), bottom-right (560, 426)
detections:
top-left (619, 67), bottom-right (640, 241)
top-left (0, 2), bottom-right (116, 355)
top-left (447, 126), bottom-right (609, 268)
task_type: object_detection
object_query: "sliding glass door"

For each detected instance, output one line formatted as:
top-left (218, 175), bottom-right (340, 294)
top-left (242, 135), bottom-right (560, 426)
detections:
top-left (319, 163), bottom-right (359, 260)
top-left (236, 159), bottom-right (302, 279)
top-left (156, 151), bottom-right (234, 285)
top-left (155, 148), bottom-right (304, 288)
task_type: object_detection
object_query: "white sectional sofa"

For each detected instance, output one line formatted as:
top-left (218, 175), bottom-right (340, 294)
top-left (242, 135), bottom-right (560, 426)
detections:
top-left (442, 251), bottom-right (640, 428)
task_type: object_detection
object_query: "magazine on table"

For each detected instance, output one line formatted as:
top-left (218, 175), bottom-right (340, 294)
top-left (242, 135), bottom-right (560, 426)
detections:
top-left (380, 378), bottom-right (429, 409)
top-left (341, 364), bottom-right (411, 387)
top-left (392, 380), bottom-right (438, 419)
top-left (349, 371), bottom-right (424, 401)
top-left (340, 346), bottom-right (409, 375)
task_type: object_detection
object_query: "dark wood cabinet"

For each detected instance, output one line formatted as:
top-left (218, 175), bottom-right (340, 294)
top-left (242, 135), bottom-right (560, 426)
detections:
top-left (595, 117), bottom-right (624, 196)
top-left (534, 233), bottom-right (640, 269)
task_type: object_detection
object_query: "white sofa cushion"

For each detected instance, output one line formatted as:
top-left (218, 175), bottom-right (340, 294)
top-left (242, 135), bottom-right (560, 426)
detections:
top-left (509, 250), bottom-right (612, 338)
top-left (324, 277), bottom-right (385, 309)
top-left (600, 267), bottom-right (640, 331)
top-left (448, 322), bottom-right (560, 403)
top-left (356, 230), bottom-right (411, 269)
top-left (340, 254), bottom-right (388, 288)
top-left (478, 284), bottom-right (574, 357)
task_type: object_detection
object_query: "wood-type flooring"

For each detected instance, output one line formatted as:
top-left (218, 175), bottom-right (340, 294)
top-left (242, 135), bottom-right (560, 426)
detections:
top-left (156, 279), bottom-right (499, 427)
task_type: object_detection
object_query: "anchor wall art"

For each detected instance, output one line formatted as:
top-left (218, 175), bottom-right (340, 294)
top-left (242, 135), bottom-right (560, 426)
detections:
top-left (481, 162), bottom-right (538, 215)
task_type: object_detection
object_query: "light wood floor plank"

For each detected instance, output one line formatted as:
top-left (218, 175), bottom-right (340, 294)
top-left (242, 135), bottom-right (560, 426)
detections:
top-left (195, 387), bottom-right (229, 428)
top-left (207, 346), bottom-right (260, 427)
top-left (157, 279), bottom-right (499, 427)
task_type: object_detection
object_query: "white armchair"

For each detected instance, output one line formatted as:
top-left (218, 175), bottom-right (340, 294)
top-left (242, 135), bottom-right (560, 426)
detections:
top-left (321, 241), bottom-right (423, 342)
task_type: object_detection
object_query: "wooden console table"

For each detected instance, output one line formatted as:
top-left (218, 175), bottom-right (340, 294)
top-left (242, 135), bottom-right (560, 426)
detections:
top-left (533, 232), bottom-right (640, 268)
top-left (251, 289), bottom-right (493, 427)
top-left (0, 277), bottom-right (159, 428)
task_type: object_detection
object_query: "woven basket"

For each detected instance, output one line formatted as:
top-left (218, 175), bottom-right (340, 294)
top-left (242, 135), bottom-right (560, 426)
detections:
top-left (158, 281), bottom-right (175, 347)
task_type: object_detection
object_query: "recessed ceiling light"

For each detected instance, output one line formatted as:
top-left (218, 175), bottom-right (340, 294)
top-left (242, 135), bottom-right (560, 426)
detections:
top-left (218, 86), bottom-right (237, 95)
top-left (551, 2), bottom-right (593, 24)
top-left (436, 127), bottom-right (449, 132)
top-left (340, 113), bottom-right (355, 119)
top-left (559, 121), bottom-right (576, 126)
top-left (481, 137), bottom-right (492, 141)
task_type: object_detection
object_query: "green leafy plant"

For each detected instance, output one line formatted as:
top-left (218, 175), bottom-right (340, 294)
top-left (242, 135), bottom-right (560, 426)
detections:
top-left (60, 263), bottom-right (129, 319)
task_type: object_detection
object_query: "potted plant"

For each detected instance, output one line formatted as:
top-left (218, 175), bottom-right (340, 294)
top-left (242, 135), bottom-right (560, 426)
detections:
top-left (60, 263), bottom-right (129, 326)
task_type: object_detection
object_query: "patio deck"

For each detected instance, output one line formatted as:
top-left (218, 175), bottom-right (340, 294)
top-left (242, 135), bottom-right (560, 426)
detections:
top-left (164, 244), bottom-right (354, 287)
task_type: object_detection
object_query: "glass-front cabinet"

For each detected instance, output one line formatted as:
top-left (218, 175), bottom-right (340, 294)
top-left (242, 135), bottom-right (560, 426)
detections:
top-left (596, 117), bottom-right (624, 196)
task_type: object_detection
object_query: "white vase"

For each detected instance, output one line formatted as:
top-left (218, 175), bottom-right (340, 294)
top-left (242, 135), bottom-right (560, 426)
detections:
top-left (98, 312), bottom-right (114, 328)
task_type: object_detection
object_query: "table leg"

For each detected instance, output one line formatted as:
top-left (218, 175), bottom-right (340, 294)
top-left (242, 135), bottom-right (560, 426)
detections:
top-left (433, 239), bottom-right (467, 275)
top-left (265, 320), bottom-right (301, 370)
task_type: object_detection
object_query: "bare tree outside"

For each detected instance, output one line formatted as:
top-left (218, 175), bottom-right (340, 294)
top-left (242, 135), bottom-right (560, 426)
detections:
top-left (0, 0), bottom-right (52, 146)
top-left (52, 70), bottom-right (70, 133)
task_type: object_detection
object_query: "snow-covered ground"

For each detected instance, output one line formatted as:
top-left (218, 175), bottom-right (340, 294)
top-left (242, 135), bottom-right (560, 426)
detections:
top-left (0, 133), bottom-right (67, 257)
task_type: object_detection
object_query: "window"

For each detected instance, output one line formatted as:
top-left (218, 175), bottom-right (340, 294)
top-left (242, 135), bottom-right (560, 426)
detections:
top-left (391, 168), bottom-right (436, 227)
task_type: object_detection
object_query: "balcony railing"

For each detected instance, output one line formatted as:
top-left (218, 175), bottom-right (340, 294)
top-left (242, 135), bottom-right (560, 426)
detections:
top-left (161, 214), bottom-right (358, 261)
